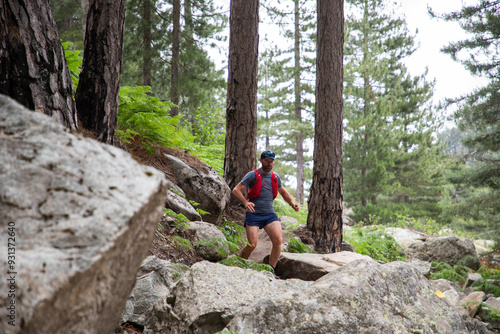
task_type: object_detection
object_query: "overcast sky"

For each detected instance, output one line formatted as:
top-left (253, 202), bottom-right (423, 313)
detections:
top-left (214, 0), bottom-right (487, 125)
top-left (397, 0), bottom-right (487, 106)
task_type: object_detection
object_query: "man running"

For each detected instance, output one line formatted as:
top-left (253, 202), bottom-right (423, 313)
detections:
top-left (232, 150), bottom-right (299, 271)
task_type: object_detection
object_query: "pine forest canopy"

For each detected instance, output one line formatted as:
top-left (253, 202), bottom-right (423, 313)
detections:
top-left (10, 0), bottom-right (500, 245)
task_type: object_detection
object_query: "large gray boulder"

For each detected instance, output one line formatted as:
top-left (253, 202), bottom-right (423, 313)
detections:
top-left (148, 261), bottom-right (312, 334)
top-left (0, 95), bottom-right (167, 334)
top-left (405, 236), bottom-right (481, 269)
top-left (226, 259), bottom-right (492, 334)
top-left (163, 154), bottom-right (230, 223)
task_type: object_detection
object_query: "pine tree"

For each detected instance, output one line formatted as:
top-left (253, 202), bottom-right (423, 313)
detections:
top-left (343, 0), bottom-right (443, 222)
top-left (121, 0), bottom-right (227, 118)
top-left (437, 0), bottom-right (500, 234)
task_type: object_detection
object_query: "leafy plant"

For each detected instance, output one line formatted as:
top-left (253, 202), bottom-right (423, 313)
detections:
top-left (218, 220), bottom-right (249, 252)
top-left (118, 86), bottom-right (193, 151)
top-left (273, 198), bottom-right (308, 226)
top-left (430, 262), bottom-right (469, 283)
top-left (62, 41), bottom-right (82, 90)
top-left (471, 266), bottom-right (500, 297)
top-left (344, 226), bottom-right (406, 263)
top-left (478, 303), bottom-right (500, 326)
top-left (171, 236), bottom-right (193, 251)
top-left (163, 209), bottom-right (191, 231)
top-left (168, 263), bottom-right (190, 281)
top-left (195, 238), bottom-right (230, 258)
top-left (189, 105), bottom-right (225, 146)
top-left (219, 256), bottom-right (273, 272)
top-left (189, 200), bottom-right (210, 216)
top-left (155, 222), bottom-right (167, 241)
top-left (287, 237), bottom-right (315, 254)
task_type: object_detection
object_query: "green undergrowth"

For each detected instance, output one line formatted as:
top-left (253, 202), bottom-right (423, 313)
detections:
top-left (62, 42), bottom-right (224, 175)
top-left (343, 225), bottom-right (406, 263)
top-left (219, 256), bottom-right (273, 272)
top-left (117, 85), bottom-right (225, 175)
top-left (273, 198), bottom-right (308, 228)
top-left (287, 237), bottom-right (315, 254)
top-left (431, 262), bottom-right (500, 324)
top-left (431, 262), bottom-right (500, 297)
top-left (218, 220), bottom-right (248, 252)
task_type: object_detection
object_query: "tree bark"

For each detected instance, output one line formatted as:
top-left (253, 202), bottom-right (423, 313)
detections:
top-left (306, 0), bottom-right (344, 253)
top-left (170, 0), bottom-right (180, 116)
top-left (81, 0), bottom-right (89, 42)
top-left (294, 0), bottom-right (305, 205)
top-left (143, 0), bottom-right (152, 87)
top-left (0, 0), bottom-right (77, 129)
top-left (224, 0), bottom-right (259, 193)
top-left (75, 0), bottom-right (125, 144)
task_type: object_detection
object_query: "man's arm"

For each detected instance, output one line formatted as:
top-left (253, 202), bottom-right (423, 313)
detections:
top-left (232, 182), bottom-right (255, 213)
top-left (278, 186), bottom-right (299, 212)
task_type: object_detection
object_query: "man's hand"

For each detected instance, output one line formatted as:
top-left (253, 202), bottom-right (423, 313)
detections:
top-left (290, 202), bottom-right (299, 212)
top-left (232, 182), bottom-right (255, 213)
top-left (245, 201), bottom-right (255, 213)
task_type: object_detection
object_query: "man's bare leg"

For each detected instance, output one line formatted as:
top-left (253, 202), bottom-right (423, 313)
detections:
top-left (241, 225), bottom-right (259, 259)
top-left (264, 220), bottom-right (283, 268)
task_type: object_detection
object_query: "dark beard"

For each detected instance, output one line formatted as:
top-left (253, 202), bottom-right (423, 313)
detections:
top-left (261, 166), bottom-right (272, 173)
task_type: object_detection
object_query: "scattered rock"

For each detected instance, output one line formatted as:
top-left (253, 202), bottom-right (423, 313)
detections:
top-left (121, 256), bottom-right (187, 326)
top-left (405, 236), bottom-right (481, 270)
top-left (163, 154), bottom-right (230, 224)
top-left (461, 291), bottom-right (486, 317)
top-left (276, 251), bottom-right (373, 281)
top-left (164, 189), bottom-right (202, 221)
top-left (188, 221), bottom-right (229, 261)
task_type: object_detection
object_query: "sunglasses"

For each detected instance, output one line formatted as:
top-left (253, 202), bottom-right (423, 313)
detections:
top-left (262, 151), bottom-right (275, 159)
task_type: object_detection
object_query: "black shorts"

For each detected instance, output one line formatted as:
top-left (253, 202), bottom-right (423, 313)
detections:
top-left (244, 212), bottom-right (279, 229)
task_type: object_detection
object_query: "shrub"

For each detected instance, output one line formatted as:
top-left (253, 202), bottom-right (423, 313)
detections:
top-left (219, 256), bottom-right (273, 272)
top-left (344, 226), bottom-right (406, 263)
top-left (287, 237), bottom-right (315, 254)
top-left (218, 220), bottom-right (248, 253)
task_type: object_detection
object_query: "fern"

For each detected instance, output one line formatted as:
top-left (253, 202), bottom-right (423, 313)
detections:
top-left (219, 256), bottom-right (273, 272)
top-left (163, 209), bottom-right (191, 231)
top-left (344, 226), bottom-right (406, 263)
top-left (188, 200), bottom-right (210, 216)
top-left (218, 221), bottom-right (248, 252)
top-left (171, 236), bottom-right (193, 251)
top-left (287, 237), bottom-right (315, 254)
top-left (472, 280), bottom-right (500, 297)
top-left (478, 303), bottom-right (500, 324)
top-left (62, 41), bottom-right (82, 90)
top-left (430, 262), bottom-right (469, 282)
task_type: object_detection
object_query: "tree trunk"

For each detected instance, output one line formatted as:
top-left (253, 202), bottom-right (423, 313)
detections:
top-left (294, 0), bottom-right (305, 205)
top-left (224, 0), bottom-right (259, 192)
top-left (306, 0), bottom-right (343, 253)
top-left (81, 0), bottom-right (89, 42)
top-left (75, 0), bottom-right (125, 144)
top-left (0, 0), bottom-right (77, 129)
top-left (170, 0), bottom-right (180, 116)
top-left (143, 0), bottom-right (152, 87)
top-left (361, 0), bottom-right (369, 207)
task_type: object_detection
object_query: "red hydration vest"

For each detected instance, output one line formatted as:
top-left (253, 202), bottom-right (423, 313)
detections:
top-left (247, 169), bottom-right (278, 200)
